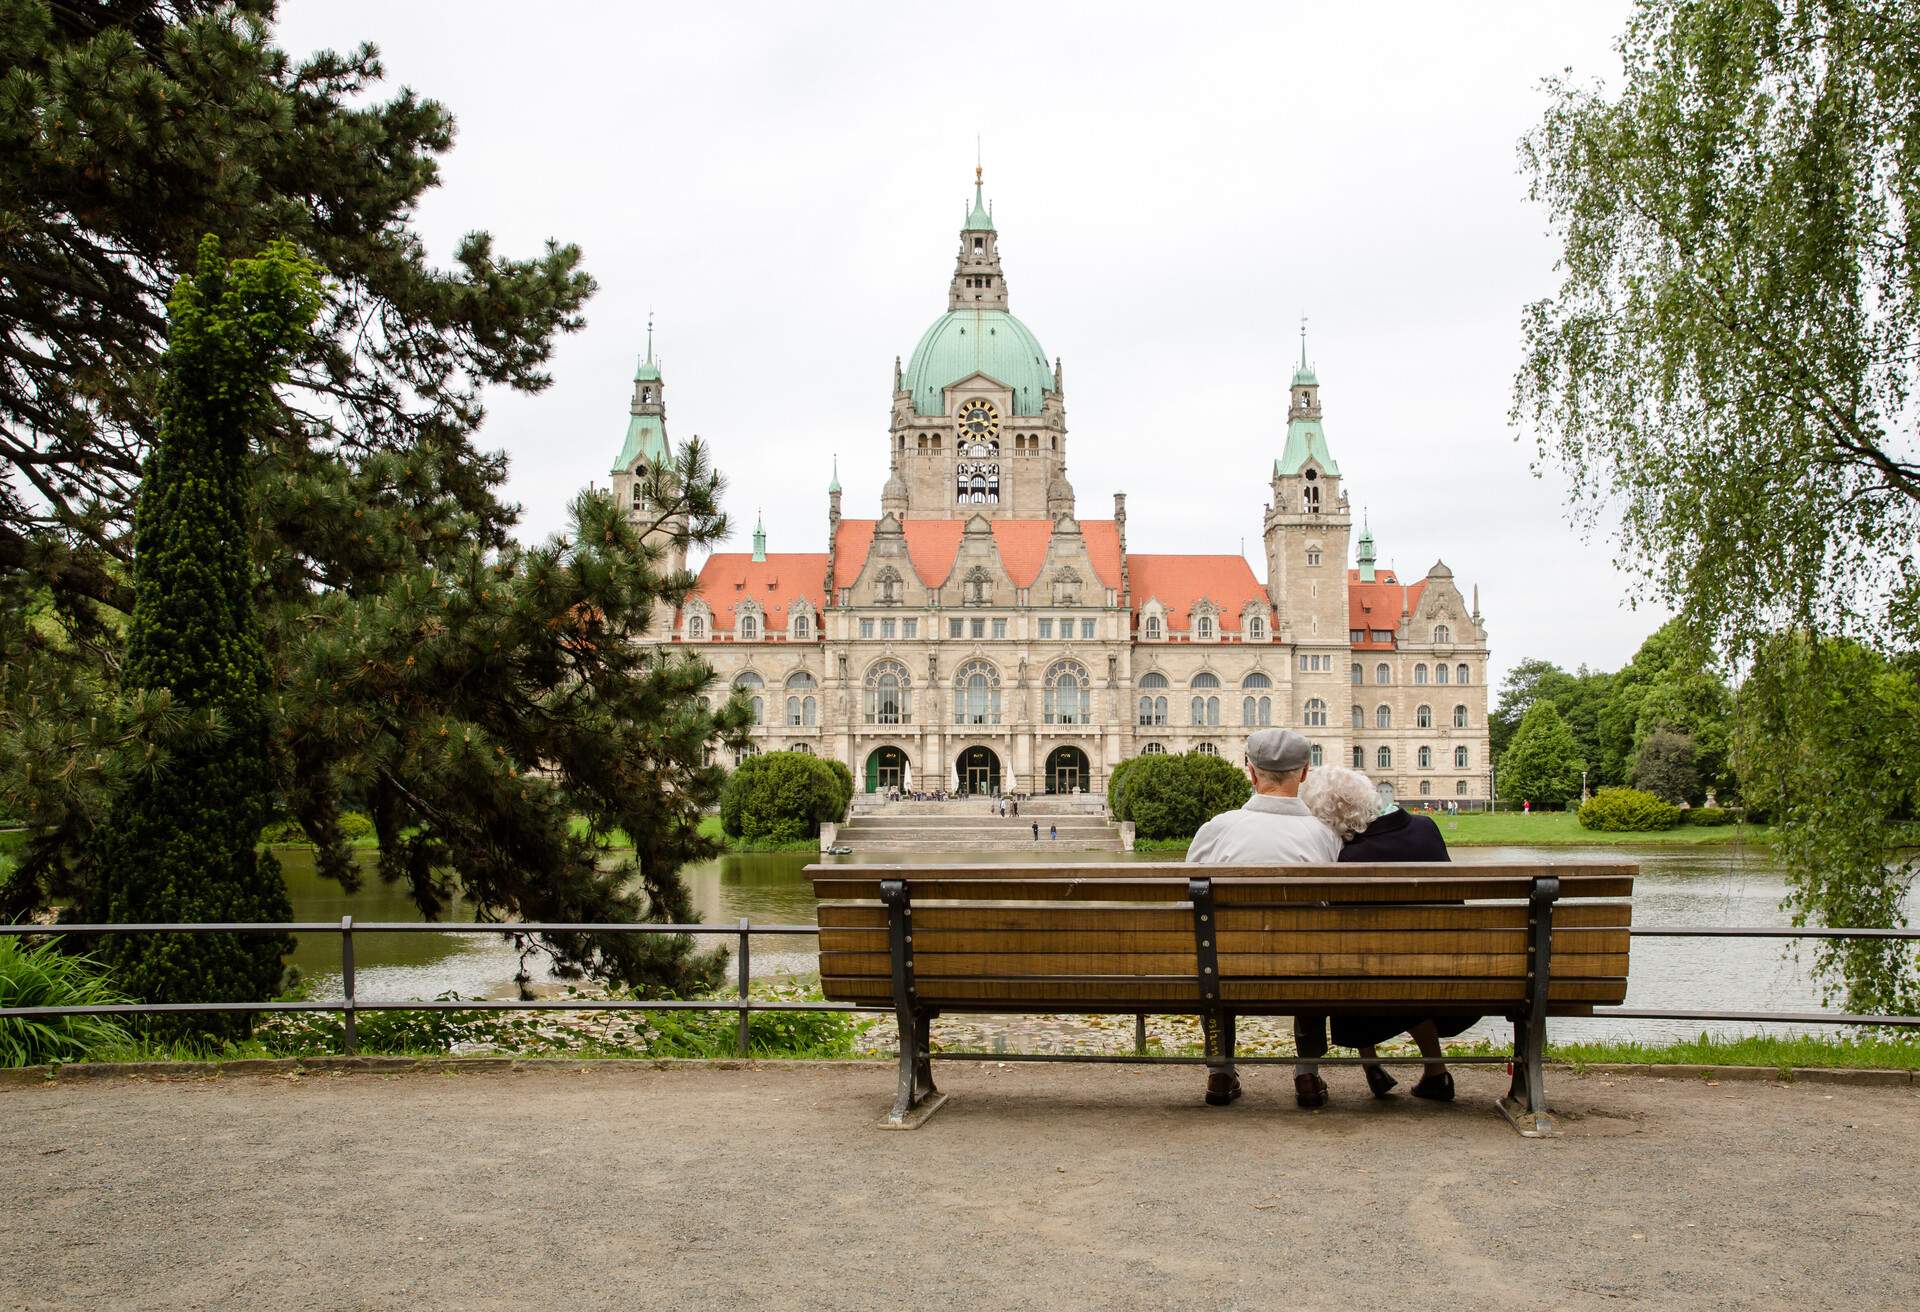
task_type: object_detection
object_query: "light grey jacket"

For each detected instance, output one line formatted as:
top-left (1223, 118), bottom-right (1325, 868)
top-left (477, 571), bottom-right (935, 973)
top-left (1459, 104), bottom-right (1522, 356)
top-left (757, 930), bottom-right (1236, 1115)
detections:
top-left (1185, 794), bottom-right (1341, 866)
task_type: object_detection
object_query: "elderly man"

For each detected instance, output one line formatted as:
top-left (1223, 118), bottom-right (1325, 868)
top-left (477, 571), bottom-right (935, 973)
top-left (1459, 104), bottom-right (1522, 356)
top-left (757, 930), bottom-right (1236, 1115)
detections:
top-left (1186, 728), bottom-right (1339, 1107)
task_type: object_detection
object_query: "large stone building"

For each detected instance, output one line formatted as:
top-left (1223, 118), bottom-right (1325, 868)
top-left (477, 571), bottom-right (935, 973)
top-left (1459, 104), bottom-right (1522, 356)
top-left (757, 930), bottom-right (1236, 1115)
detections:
top-left (612, 169), bottom-right (1492, 801)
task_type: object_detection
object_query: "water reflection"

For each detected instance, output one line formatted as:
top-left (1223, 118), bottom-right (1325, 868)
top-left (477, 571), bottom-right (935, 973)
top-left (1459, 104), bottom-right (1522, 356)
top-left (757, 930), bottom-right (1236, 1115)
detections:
top-left (282, 840), bottom-right (1915, 1040)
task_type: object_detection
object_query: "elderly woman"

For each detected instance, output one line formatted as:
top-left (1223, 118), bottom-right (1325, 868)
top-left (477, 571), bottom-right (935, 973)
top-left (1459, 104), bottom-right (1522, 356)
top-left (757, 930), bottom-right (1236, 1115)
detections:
top-left (1296, 767), bottom-right (1470, 1104)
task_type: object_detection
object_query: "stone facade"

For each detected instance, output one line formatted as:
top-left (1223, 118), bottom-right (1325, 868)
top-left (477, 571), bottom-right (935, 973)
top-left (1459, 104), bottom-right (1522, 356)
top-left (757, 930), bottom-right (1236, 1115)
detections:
top-left (611, 171), bottom-right (1492, 802)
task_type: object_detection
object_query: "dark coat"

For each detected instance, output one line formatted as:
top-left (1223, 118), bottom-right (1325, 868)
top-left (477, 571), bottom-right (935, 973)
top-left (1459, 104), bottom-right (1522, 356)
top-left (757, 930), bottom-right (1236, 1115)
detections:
top-left (1327, 808), bottom-right (1478, 1049)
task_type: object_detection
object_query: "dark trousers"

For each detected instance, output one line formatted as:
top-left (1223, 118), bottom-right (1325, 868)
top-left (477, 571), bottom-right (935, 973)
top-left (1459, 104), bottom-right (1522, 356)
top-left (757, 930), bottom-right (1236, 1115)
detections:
top-left (1294, 1013), bottom-right (1329, 1061)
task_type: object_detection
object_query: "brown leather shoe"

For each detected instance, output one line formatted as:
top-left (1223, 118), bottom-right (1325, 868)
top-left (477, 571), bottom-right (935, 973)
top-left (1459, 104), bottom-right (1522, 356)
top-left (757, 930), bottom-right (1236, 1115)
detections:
top-left (1294, 1072), bottom-right (1329, 1108)
top-left (1410, 1070), bottom-right (1455, 1102)
top-left (1204, 1072), bottom-right (1243, 1106)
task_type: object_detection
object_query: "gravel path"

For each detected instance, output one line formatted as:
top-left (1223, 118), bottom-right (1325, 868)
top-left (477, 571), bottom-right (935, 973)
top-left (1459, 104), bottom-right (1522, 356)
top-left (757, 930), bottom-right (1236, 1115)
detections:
top-left (4, 1062), bottom-right (1916, 1311)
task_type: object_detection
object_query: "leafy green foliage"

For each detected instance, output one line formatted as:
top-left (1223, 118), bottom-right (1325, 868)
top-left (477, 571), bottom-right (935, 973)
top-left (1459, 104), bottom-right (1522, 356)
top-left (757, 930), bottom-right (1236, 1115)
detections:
top-left (1497, 700), bottom-right (1585, 807)
top-left (1515, 0), bottom-right (1920, 1009)
top-left (1632, 728), bottom-right (1703, 805)
top-left (1598, 621), bottom-right (1734, 795)
top-left (1683, 807), bottom-right (1734, 827)
top-left (1110, 752), bottom-right (1251, 840)
top-left (0, 934), bottom-right (132, 1066)
top-left (1736, 636), bottom-right (1920, 1015)
top-left (1491, 657), bottom-right (1613, 779)
top-left (81, 238), bottom-right (318, 1041)
top-left (719, 752), bottom-right (853, 844)
top-left (0, 5), bottom-right (740, 998)
top-left (1577, 786), bottom-right (1683, 832)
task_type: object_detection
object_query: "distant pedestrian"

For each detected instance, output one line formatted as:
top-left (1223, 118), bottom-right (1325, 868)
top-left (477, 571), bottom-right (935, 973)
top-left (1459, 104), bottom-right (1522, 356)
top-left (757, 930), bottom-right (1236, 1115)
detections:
top-left (1011, 799), bottom-right (1019, 818)
top-left (1523, 799), bottom-right (1531, 816)
top-left (1049, 823), bottom-right (1057, 842)
top-left (1032, 820), bottom-right (1039, 841)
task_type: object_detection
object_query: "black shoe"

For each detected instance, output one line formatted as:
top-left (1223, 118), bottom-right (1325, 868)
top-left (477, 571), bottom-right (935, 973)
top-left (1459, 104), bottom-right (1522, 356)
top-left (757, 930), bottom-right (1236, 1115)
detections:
top-left (1204, 1073), bottom-right (1243, 1106)
top-left (1410, 1071), bottom-right (1455, 1102)
top-left (1294, 1073), bottom-right (1329, 1108)
top-left (1364, 1064), bottom-right (1399, 1098)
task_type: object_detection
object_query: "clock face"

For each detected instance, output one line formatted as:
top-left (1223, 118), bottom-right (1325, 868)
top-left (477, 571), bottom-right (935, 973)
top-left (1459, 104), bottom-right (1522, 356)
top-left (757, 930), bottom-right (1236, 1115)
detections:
top-left (957, 400), bottom-right (999, 444)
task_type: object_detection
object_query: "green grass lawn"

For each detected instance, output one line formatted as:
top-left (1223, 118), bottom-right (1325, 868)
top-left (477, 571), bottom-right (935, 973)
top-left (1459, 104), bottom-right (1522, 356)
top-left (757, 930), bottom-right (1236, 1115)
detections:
top-left (1433, 810), bottom-right (1769, 847)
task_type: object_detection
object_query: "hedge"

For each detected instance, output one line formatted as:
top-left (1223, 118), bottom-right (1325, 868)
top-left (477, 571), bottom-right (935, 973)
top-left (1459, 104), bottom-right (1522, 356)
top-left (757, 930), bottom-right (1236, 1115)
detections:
top-left (1109, 752), bottom-right (1250, 840)
top-left (1577, 786), bottom-right (1683, 832)
top-left (718, 752), bottom-right (854, 843)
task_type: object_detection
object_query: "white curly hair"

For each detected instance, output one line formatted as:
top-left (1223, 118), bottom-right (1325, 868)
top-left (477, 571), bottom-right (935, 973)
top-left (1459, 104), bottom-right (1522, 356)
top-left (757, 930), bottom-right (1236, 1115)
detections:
top-left (1301, 766), bottom-right (1384, 841)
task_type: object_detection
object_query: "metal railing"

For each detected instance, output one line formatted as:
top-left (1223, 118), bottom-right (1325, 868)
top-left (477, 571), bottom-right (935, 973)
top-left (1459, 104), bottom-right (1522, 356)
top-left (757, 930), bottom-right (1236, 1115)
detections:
top-left (0, 919), bottom-right (885, 1057)
top-left (1, 921), bottom-right (1915, 1064)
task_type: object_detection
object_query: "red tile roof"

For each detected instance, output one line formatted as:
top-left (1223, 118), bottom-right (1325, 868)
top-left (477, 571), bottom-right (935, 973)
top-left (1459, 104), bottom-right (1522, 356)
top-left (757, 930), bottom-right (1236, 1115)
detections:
top-left (687, 552), bottom-right (827, 635)
top-left (1347, 569), bottom-right (1426, 648)
top-left (832, 518), bottom-right (1123, 591)
top-left (1129, 554), bottom-right (1270, 632)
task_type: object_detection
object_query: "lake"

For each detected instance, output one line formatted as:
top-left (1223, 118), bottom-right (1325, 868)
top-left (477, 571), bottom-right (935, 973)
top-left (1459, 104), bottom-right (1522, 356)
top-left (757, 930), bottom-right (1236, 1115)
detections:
top-left (280, 840), bottom-right (1913, 1044)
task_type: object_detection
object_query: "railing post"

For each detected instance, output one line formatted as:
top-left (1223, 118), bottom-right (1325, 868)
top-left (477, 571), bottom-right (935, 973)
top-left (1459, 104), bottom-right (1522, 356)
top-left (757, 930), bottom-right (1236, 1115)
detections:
top-left (340, 915), bottom-right (358, 1057)
top-left (737, 917), bottom-right (751, 1058)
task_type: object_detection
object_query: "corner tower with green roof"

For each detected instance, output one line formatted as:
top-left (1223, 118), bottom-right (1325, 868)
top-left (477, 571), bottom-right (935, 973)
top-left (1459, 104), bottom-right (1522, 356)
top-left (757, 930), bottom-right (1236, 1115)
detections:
top-left (887, 165), bottom-right (1073, 520)
top-left (609, 317), bottom-right (686, 608)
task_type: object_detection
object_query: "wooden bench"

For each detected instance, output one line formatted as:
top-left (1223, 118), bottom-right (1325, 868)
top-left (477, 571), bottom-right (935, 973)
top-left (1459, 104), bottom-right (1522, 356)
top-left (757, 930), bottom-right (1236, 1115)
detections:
top-left (806, 861), bottom-right (1636, 1134)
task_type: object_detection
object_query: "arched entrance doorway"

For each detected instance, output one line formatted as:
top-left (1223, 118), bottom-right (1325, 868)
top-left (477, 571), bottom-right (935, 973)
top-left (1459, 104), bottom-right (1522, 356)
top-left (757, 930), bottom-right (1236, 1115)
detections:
top-left (865, 745), bottom-right (909, 794)
top-left (956, 745), bottom-right (1001, 796)
top-left (1046, 745), bottom-right (1090, 795)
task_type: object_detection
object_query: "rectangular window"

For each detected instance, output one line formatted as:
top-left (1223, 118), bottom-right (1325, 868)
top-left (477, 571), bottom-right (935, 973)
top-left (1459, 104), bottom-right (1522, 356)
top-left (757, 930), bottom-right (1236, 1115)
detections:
top-left (1298, 655), bottom-right (1310, 671)
top-left (859, 619), bottom-right (874, 639)
top-left (991, 618), bottom-right (1007, 639)
top-left (881, 618), bottom-right (896, 639)
top-left (1371, 630), bottom-right (1393, 643)
top-left (1058, 616), bottom-right (1074, 637)
top-left (902, 619), bottom-right (917, 639)
top-left (970, 617), bottom-right (985, 639)
top-left (1350, 630), bottom-right (1366, 644)
top-left (1081, 619), bottom-right (1096, 639)
top-left (1038, 619), bottom-right (1053, 639)
top-left (949, 618), bottom-right (964, 639)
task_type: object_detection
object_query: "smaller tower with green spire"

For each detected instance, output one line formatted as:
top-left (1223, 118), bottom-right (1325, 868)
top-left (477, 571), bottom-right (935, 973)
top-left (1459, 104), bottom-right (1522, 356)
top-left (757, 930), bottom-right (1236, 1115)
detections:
top-left (1356, 512), bottom-right (1377, 583)
top-left (950, 160), bottom-right (1008, 311)
top-left (751, 510), bottom-right (766, 563)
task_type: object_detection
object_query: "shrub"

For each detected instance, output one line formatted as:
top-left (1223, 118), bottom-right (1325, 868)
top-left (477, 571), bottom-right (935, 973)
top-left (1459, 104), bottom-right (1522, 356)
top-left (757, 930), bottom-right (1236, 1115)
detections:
top-left (261, 811), bottom-right (375, 845)
top-left (1112, 752), bottom-right (1251, 840)
top-left (0, 936), bottom-right (133, 1066)
top-left (1684, 807), bottom-right (1733, 826)
top-left (718, 752), bottom-right (847, 842)
top-left (1577, 786), bottom-right (1683, 832)
top-left (1107, 756), bottom-right (1142, 820)
top-left (1632, 727), bottom-right (1702, 804)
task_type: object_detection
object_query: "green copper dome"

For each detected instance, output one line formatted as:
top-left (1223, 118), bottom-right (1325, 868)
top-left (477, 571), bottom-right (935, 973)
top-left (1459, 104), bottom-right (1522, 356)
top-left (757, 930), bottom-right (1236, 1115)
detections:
top-left (902, 308), bottom-right (1054, 417)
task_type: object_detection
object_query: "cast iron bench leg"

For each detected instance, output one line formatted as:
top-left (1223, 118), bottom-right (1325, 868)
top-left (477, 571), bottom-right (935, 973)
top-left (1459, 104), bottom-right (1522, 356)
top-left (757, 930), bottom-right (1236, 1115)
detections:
top-left (881, 879), bottom-right (947, 1127)
top-left (1499, 875), bottom-right (1560, 1138)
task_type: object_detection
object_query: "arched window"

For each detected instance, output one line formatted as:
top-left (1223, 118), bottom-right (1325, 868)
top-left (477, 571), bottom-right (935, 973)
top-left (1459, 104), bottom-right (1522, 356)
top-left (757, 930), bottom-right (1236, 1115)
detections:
top-left (1418, 746), bottom-right (1432, 769)
top-left (1434, 624), bottom-right (1451, 644)
top-left (1196, 742), bottom-right (1220, 756)
top-left (1144, 615), bottom-right (1163, 640)
top-left (792, 613), bottom-right (811, 640)
top-left (739, 612), bottom-right (759, 641)
top-left (1242, 696), bottom-right (1271, 725)
top-left (732, 672), bottom-right (764, 725)
top-left (1242, 672), bottom-right (1272, 689)
top-left (786, 671), bottom-right (816, 691)
top-left (1304, 698), bottom-right (1327, 727)
top-left (1142, 742), bottom-right (1166, 755)
top-left (953, 658), bottom-right (1001, 726)
top-left (1138, 673), bottom-right (1169, 726)
top-left (1435, 662), bottom-right (1449, 684)
top-left (1453, 704), bottom-right (1468, 728)
top-left (1247, 615), bottom-right (1266, 641)
top-left (1351, 704), bottom-right (1364, 728)
top-left (1377, 746), bottom-right (1392, 770)
top-left (1351, 663), bottom-right (1363, 685)
top-left (1190, 695), bottom-right (1220, 726)
top-left (864, 659), bottom-right (911, 725)
top-left (1456, 780), bottom-right (1469, 796)
top-left (1419, 780), bottom-right (1431, 796)
top-left (786, 696), bottom-right (802, 725)
top-left (1195, 614), bottom-right (1215, 640)
top-left (1352, 746), bottom-right (1365, 769)
top-left (1303, 485), bottom-right (1320, 513)
top-left (1414, 663), bottom-right (1429, 685)
top-left (794, 742), bottom-right (814, 755)
top-left (1044, 660), bottom-right (1091, 725)
top-left (1376, 704), bottom-right (1392, 729)
top-left (1140, 672), bottom-right (1170, 689)
top-left (1375, 663), bottom-right (1391, 684)
top-left (1457, 663), bottom-right (1470, 685)
top-left (1310, 744), bottom-right (1323, 766)
top-left (1416, 704), bottom-right (1433, 728)
top-left (1191, 672), bottom-right (1220, 689)
top-left (1455, 745), bottom-right (1470, 768)
top-left (688, 614), bottom-right (705, 640)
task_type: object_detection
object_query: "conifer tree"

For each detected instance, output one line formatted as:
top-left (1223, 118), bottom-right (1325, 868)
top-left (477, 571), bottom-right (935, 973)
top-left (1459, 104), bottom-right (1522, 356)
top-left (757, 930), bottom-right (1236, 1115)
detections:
top-left (87, 237), bottom-right (321, 1039)
top-left (1497, 701), bottom-right (1585, 808)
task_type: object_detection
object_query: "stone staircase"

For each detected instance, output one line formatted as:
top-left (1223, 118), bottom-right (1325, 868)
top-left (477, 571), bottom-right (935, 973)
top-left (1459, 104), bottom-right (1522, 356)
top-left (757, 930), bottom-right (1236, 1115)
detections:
top-left (830, 800), bottom-right (1125, 853)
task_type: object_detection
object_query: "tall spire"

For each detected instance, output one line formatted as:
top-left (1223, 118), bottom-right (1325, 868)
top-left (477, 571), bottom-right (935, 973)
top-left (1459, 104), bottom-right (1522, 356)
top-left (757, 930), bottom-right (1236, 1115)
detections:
top-left (827, 454), bottom-right (841, 494)
top-left (965, 151), bottom-right (994, 232)
top-left (1299, 313), bottom-right (1308, 371)
top-left (751, 510), bottom-right (766, 563)
top-left (635, 311), bottom-right (661, 384)
top-left (951, 156), bottom-right (1006, 309)
top-left (1356, 510), bottom-right (1377, 583)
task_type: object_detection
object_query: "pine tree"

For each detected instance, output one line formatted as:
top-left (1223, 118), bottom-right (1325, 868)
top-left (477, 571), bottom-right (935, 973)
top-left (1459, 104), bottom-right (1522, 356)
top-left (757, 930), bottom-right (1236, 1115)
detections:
top-left (87, 237), bottom-right (321, 1040)
top-left (1498, 701), bottom-right (1585, 808)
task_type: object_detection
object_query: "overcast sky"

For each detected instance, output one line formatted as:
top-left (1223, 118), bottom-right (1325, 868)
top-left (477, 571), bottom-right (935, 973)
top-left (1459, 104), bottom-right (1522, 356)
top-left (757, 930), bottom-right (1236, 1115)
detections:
top-left (277, 0), bottom-right (1654, 687)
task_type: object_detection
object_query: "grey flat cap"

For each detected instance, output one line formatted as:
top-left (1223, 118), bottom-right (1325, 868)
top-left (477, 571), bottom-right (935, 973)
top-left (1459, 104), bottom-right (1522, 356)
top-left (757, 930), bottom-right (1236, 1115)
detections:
top-left (1246, 727), bottom-right (1312, 773)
